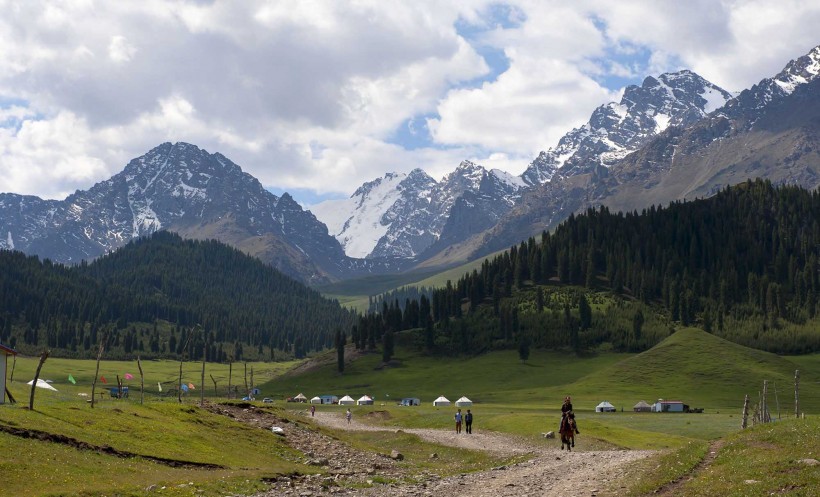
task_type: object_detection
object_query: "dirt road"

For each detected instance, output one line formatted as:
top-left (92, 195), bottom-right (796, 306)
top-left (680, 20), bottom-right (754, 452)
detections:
top-left (306, 410), bottom-right (654, 496)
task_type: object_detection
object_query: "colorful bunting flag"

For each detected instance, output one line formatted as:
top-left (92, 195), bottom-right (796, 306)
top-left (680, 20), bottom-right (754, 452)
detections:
top-left (157, 382), bottom-right (163, 392)
top-left (124, 373), bottom-right (134, 380)
top-left (188, 383), bottom-right (195, 390)
top-left (181, 384), bottom-right (189, 392)
top-left (68, 374), bottom-right (76, 385)
top-left (100, 375), bottom-right (107, 384)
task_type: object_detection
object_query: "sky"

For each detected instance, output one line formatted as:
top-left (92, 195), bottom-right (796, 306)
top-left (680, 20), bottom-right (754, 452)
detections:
top-left (1, 1), bottom-right (819, 206)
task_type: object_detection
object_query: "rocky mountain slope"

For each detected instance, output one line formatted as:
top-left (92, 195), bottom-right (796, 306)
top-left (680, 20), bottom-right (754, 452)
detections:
top-left (0, 142), bottom-right (409, 283)
top-left (468, 45), bottom-right (820, 259)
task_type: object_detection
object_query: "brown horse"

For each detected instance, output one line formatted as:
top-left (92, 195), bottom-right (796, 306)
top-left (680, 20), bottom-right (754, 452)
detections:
top-left (560, 413), bottom-right (576, 451)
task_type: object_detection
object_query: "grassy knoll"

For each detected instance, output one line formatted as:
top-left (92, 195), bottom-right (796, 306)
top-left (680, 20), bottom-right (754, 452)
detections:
top-left (625, 417), bottom-right (820, 496)
top-left (0, 401), bottom-right (307, 497)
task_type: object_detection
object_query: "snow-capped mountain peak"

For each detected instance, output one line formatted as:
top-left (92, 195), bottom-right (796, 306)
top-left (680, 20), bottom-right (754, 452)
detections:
top-left (521, 69), bottom-right (732, 185)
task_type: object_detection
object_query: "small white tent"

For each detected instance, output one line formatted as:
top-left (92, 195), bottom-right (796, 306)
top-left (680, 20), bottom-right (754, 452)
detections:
top-left (27, 379), bottom-right (58, 391)
top-left (595, 401), bottom-right (616, 412)
top-left (310, 396), bottom-right (322, 404)
top-left (338, 395), bottom-right (355, 405)
top-left (455, 396), bottom-right (472, 407)
top-left (357, 395), bottom-right (374, 405)
top-left (293, 393), bottom-right (307, 403)
top-left (433, 395), bottom-right (451, 406)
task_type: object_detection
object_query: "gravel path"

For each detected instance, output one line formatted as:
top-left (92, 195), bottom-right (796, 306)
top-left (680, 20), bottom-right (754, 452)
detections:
top-left (307, 410), bottom-right (655, 497)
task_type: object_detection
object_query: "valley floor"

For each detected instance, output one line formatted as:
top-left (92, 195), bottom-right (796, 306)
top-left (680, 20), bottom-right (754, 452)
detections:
top-left (255, 409), bottom-right (654, 496)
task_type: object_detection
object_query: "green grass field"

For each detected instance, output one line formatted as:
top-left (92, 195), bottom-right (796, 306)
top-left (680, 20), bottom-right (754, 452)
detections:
top-left (2, 327), bottom-right (819, 496)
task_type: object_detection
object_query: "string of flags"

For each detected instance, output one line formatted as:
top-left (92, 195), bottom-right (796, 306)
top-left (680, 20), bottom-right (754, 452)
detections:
top-left (68, 374), bottom-right (76, 384)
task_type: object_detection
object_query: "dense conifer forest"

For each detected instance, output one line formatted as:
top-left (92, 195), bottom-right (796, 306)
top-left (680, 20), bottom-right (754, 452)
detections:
top-left (0, 232), bottom-right (357, 360)
top-left (354, 180), bottom-right (820, 356)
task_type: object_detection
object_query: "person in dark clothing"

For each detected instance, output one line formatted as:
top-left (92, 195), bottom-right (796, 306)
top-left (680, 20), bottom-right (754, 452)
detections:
top-left (465, 409), bottom-right (473, 434)
top-left (560, 396), bottom-right (580, 434)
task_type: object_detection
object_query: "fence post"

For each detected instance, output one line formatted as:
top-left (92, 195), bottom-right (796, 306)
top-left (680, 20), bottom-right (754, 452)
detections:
top-left (741, 394), bottom-right (749, 429)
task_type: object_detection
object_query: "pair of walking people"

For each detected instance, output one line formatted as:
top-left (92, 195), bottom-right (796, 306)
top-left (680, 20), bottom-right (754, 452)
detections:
top-left (455, 408), bottom-right (473, 434)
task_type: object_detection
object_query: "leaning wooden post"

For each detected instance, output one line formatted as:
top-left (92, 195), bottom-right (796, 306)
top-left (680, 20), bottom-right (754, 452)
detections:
top-left (9, 354), bottom-right (16, 382)
top-left (137, 356), bottom-right (145, 405)
top-left (29, 350), bottom-right (50, 411)
top-left (210, 374), bottom-right (218, 397)
top-left (762, 380), bottom-right (769, 423)
top-left (91, 331), bottom-right (107, 409)
top-left (741, 394), bottom-right (749, 429)
top-left (795, 370), bottom-right (800, 418)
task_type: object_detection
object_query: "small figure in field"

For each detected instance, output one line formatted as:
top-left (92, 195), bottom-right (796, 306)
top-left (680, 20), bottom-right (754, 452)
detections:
top-left (560, 396), bottom-right (580, 434)
top-left (454, 408), bottom-right (463, 434)
top-left (310, 404), bottom-right (315, 417)
top-left (465, 409), bottom-right (473, 434)
top-left (346, 408), bottom-right (352, 424)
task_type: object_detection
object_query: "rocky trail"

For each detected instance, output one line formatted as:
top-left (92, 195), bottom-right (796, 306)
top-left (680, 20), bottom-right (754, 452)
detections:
top-left (209, 404), bottom-right (655, 497)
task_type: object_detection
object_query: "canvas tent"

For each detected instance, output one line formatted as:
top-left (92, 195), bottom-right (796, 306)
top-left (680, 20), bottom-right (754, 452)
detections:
top-left (455, 396), bottom-right (473, 407)
top-left (633, 400), bottom-right (652, 412)
top-left (1, 342), bottom-right (17, 405)
top-left (400, 397), bottom-right (420, 406)
top-left (310, 396), bottom-right (322, 404)
top-left (338, 395), bottom-right (355, 405)
top-left (433, 395), bottom-right (451, 406)
top-left (357, 395), bottom-right (374, 405)
top-left (595, 401), bottom-right (616, 412)
top-left (293, 393), bottom-right (307, 403)
top-left (27, 378), bottom-right (58, 392)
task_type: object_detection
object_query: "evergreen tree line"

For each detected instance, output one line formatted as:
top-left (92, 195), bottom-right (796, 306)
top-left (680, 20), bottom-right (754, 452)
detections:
top-left (0, 232), bottom-right (357, 359)
top-left (350, 180), bottom-right (820, 355)
top-left (368, 285), bottom-right (433, 313)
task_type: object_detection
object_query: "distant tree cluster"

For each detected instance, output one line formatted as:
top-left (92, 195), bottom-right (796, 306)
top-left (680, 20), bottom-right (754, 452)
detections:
top-left (352, 180), bottom-right (820, 355)
top-left (0, 232), bottom-right (357, 360)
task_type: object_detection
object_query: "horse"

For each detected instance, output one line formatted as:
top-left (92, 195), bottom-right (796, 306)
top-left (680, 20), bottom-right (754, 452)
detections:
top-left (560, 413), bottom-right (576, 451)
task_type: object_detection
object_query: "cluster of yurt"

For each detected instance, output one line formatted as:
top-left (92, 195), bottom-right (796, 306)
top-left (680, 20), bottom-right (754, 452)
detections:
top-left (432, 395), bottom-right (473, 407)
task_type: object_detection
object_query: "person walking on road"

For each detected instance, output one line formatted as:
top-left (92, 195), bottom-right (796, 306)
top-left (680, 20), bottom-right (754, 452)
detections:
top-left (465, 409), bottom-right (473, 434)
top-left (346, 408), bottom-right (352, 425)
top-left (454, 408), bottom-right (463, 434)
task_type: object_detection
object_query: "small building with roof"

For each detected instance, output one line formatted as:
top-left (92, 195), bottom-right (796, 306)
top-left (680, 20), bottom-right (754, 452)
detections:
top-left (357, 395), bottom-right (374, 405)
top-left (653, 400), bottom-right (686, 412)
top-left (455, 396), bottom-right (473, 407)
top-left (338, 395), bottom-right (356, 405)
top-left (433, 395), bottom-right (451, 407)
top-left (400, 397), bottom-right (420, 406)
top-left (1, 342), bottom-right (17, 405)
top-left (633, 400), bottom-right (652, 412)
top-left (595, 401), bottom-right (616, 412)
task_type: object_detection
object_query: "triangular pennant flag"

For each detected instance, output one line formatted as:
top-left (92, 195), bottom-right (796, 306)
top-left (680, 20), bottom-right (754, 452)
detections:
top-left (124, 373), bottom-right (134, 380)
top-left (188, 383), bottom-right (195, 390)
top-left (68, 374), bottom-right (76, 385)
top-left (157, 382), bottom-right (163, 392)
top-left (100, 375), bottom-right (107, 384)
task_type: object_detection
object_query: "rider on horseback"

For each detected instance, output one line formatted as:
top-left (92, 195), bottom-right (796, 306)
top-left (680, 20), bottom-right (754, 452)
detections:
top-left (560, 396), bottom-right (580, 434)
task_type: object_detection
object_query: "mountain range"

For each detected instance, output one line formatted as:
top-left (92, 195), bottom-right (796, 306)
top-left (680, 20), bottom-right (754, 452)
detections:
top-left (1, 44), bottom-right (818, 284)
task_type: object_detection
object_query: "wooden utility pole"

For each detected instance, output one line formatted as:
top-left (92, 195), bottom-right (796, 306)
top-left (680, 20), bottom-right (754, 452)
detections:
top-left (9, 354), bottom-right (16, 382)
top-left (178, 330), bottom-right (193, 403)
top-left (795, 370), bottom-right (800, 418)
top-left (29, 350), bottom-right (50, 411)
top-left (243, 362), bottom-right (248, 394)
top-left (249, 367), bottom-right (254, 399)
top-left (200, 327), bottom-right (206, 407)
top-left (91, 331), bottom-right (107, 408)
top-left (137, 356), bottom-right (145, 405)
top-left (228, 359), bottom-right (233, 399)
top-left (741, 394), bottom-right (750, 429)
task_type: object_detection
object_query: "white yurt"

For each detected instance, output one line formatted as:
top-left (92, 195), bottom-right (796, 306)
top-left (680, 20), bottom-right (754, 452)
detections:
top-left (433, 395), bottom-right (451, 406)
top-left (293, 393), bottom-right (307, 403)
top-left (310, 396), bottom-right (322, 404)
top-left (595, 401), bottom-right (616, 412)
top-left (338, 395), bottom-right (356, 405)
top-left (357, 395), bottom-right (374, 405)
top-left (455, 396), bottom-right (473, 407)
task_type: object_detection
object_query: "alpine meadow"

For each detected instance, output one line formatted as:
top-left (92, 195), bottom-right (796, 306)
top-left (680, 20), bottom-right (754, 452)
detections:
top-left (2, 4), bottom-right (820, 497)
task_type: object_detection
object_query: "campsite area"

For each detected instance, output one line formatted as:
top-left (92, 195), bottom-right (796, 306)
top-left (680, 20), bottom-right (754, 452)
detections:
top-left (2, 328), bottom-right (820, 496)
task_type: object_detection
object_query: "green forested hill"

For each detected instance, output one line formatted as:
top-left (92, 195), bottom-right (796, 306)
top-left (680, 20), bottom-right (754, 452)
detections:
top-left (0, 232), bottom-right (356, 359)
top-left (353, 179), bottom-right (820, 356)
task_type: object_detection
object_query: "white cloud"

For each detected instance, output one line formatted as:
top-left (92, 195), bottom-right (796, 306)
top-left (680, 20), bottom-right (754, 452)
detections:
top-left (0, 0), bottom-right (818, 202)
